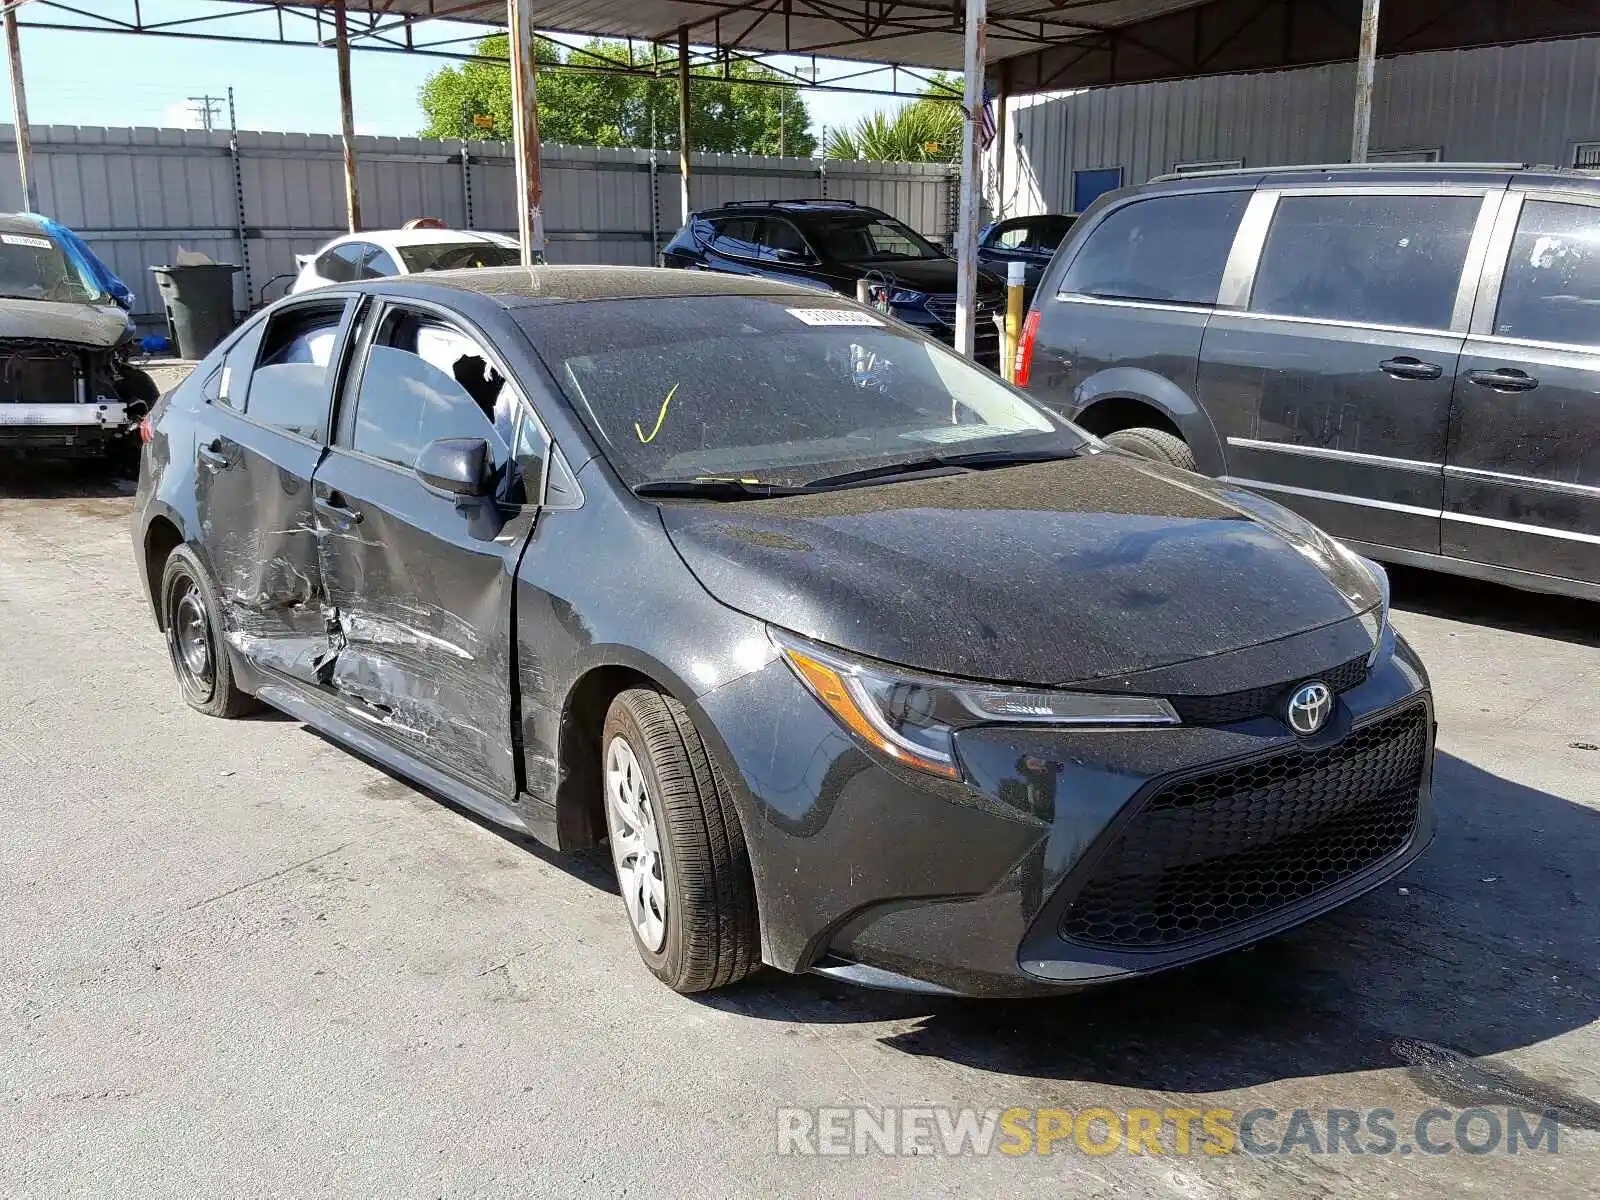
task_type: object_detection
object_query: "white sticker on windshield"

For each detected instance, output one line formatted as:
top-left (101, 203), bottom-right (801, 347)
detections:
top-left (1, 233), bottom-right (53, 249)
top-left (786, 307), bottom-right (885, 327)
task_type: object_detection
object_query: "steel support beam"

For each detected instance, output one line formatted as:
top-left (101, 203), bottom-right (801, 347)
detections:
top-left (1350, 0), bottom-right (1380, 162)
top-left (334, 0), bottom-right (362, 232)
top-left (3, 0), bottom-right (36, 212)
top-left (507, 0), bottom-right (546, 263)
top-left (678, 25), bottom-right (692, 225)
top-left (954, 0), bottom-right (985, 359)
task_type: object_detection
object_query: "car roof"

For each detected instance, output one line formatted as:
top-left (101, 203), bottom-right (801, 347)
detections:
top-left (355, 264), bottom-right (840, 308)
top-left (1138, 163), bottom-right (1600, 192)
top-left (0, 212), bottom-right (48, 236)
top-left (700, 199), bottom-right (888, 219)
top-left (985, 213), bottom-right (1076, 229)
top-left (326, 228), bottom-right (518, 250)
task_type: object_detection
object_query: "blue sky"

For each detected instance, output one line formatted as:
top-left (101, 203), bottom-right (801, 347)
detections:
top-left (6, 0), bottom-right (907, 142)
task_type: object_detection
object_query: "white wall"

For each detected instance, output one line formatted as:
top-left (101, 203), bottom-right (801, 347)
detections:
top-left (995, 37), bottom-right (1600, 216)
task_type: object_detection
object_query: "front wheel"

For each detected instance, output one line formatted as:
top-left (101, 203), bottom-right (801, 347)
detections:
top-left (1104, 426), bottom-right (1197, 471)
top-left (602, 688), bottom-right (760, 993)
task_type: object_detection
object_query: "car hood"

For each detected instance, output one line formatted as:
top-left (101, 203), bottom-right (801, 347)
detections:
top-left (0, 298), bottom-right (131, 348)
top-left (658, 453), bottom-right (1381, 686)
top-left (837, 257), bottom-right (1004, 295)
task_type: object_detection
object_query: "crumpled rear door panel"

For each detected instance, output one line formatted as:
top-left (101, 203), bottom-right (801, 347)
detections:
top-left (194, 416), bottom-right (332, 683)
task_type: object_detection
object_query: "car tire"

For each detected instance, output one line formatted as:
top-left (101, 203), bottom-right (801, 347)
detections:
top-left (601, 687), bottom-right (760, 993)
top-left (159, 544), bottom-right (258, 718)
top-left (1105, 427), bottom-right (1197, 471)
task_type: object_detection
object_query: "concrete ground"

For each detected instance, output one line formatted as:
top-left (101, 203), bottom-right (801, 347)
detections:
top-left (1, 463), bottom-right (1596, 1198)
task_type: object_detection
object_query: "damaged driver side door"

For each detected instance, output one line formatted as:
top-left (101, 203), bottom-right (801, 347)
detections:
top-left (309, 299), bottom-right (542, 799)
top-left (193, 294), bottom-right (357, 682)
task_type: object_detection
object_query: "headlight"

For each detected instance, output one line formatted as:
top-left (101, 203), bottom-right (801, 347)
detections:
top-left (1347, 551), bottom-right (1391, 668)
top-left (888, 288), bottom-right (928, 305)
top-left (771, 630), bottom-right (1179, 780)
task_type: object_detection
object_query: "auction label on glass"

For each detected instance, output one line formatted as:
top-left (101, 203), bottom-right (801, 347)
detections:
top-left (787, 308), bottom-right (885, 327)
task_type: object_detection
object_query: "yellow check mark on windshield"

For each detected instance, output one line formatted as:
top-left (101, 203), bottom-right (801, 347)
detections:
top-left (635, 382), bottom-right (679, 444)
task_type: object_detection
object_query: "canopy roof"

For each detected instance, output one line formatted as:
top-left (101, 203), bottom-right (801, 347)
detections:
top-left (31, 2), bottom-right (1600, 95)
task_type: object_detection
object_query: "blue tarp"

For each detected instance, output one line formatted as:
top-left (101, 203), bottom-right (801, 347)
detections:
top-left (30, 214), bottom-right (135, 310)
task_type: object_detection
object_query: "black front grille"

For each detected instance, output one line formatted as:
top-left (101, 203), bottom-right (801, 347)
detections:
top-left (1168, 654), bottom-right (1369, 726)
top-left (1059, 703), bottom-right (1429, 950)
top-left (0, 341), bottom-right (79, 406)
top-left (924, 294), bottom-right (1002, 328)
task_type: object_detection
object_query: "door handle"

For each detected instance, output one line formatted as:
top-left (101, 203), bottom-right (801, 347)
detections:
top-left (314, 495), bottom-right (364, 528)
top-left (197, 437), bottom-right (235, 468)
top-left (1466, 367), bottom-right (1539, 392)
top-left (1379, 356), bottom-right (1443, 381)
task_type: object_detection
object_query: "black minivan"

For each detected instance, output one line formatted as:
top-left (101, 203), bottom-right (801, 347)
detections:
top-left (1017, 164), bottom-right (1600, 603)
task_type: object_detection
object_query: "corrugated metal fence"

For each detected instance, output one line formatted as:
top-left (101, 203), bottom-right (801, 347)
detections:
top-left (0, 125), bottom-right (958, 328)
top-left (1000, 38), bottom-right (1600, 217)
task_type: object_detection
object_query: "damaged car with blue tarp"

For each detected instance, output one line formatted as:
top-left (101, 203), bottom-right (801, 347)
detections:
top-left (0, 213), bottom-right (158, 461)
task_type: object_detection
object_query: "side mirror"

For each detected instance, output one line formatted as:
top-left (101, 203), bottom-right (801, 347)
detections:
top-left (415, 437), bottom-right (490, 497)
top-left (771, 247), bottom-right (811, 264)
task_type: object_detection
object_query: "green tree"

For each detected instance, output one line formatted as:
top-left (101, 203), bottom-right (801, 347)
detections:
top-left (419, 37), bottom-right (815, 156)
top-left (824, 73), bottom-right (964, 163)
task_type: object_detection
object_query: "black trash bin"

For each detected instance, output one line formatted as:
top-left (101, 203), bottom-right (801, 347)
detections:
top-left (150, 263), bottom-right (239, 359)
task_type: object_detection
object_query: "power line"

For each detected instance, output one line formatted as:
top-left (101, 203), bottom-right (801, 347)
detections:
top-left (186, 92), bottom-right (225, 131)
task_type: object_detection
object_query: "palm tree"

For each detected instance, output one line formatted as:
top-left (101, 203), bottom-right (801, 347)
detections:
top-left (825, 100), bottom-right (962, 164)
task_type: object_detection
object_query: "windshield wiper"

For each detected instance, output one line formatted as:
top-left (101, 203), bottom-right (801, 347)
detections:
top-left (633, 478), bottom-right (816, 501)
top-left (804, 447), bottom-right (1082, 490)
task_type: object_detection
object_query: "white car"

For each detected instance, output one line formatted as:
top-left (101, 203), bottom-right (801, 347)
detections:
top-left (289, 228), bottom-right (521, 293)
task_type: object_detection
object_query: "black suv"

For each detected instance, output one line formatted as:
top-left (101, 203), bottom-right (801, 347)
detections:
top-left (1018, 164), bottom-right (1600, 604)
top-left (662, 199), bottom-right (1005, 367)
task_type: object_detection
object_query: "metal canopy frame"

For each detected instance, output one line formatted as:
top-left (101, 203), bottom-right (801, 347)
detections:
top-left (15, 0), bottom-right (972, 99)
top-left (5, 0), bottom-right (1598, 355)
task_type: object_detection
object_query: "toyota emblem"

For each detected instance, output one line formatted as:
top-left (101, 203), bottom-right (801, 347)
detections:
top-left (1286, 682), bottom-right (1334, 735)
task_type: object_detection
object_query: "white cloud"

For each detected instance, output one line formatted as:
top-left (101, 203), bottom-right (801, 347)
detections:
top-left (162, 101), bottom-right (204, 130)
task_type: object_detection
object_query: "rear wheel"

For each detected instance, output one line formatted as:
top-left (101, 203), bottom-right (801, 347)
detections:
top-left (159, 545), bottom-right (257, 718)
top-left (1104, 426), bottom-right (1197, 471)
top-left (602, 688), bottom-right (759, 993)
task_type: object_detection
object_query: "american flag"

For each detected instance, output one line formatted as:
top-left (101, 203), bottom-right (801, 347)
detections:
top-left (976, 86), bottom-right (998, 151)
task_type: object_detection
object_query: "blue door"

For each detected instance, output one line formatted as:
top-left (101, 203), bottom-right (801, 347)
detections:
top-left (1072, 167), bottom-right (1124, 213)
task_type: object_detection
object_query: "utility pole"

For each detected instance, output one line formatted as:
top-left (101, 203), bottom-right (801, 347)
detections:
top-left (954, 0), bottom-right (986, 359)
top-left (187, 94), bottom-right (226, 132)
top-left (3, 0), bottom-right (38, 213)
top-left (1350, 0), bottom-right (1381, 162)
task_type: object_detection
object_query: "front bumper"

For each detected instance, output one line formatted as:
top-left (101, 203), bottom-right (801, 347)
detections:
top-left (700, 629), bottom-right (1434, 997)
top-left (0, 401), bottom-right (132, 453)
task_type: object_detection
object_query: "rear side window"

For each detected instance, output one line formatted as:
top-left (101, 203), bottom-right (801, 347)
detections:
top-left (1494, 199), bottom-right (1600, 348)
top-left (1061, 191), bottom-right (1247, 306)
top-left (244, 302), bottom-right (347, 439)
top-left (710, 218), bottom-right (763, 259)
top-left (316, 243), bottom-right (366, 284)
top-left (1250, 193), bottom-right (1481, 330)
top-left (215, 320), bottom-right (266, 410)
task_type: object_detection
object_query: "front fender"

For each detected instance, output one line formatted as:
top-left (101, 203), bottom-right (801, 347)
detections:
top-left (1075, 366), bottom-right (1226, 476)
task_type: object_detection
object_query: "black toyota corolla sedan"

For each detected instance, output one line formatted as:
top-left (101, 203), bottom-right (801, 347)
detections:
top-left (132, 266), bottom-right (1435, 997)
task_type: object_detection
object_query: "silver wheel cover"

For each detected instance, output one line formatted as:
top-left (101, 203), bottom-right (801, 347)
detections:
top-left (604, 735), bottom-right (667, 952)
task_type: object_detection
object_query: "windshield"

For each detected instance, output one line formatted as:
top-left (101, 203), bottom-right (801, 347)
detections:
top-left (808, 216), bottom-right (945, 263)
top-left (519, 295), bottom-right (1087, 489)
top-left (0, 230), bottom-right (106, 304)
top-left (396, 241), bottom-right (522, 273)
